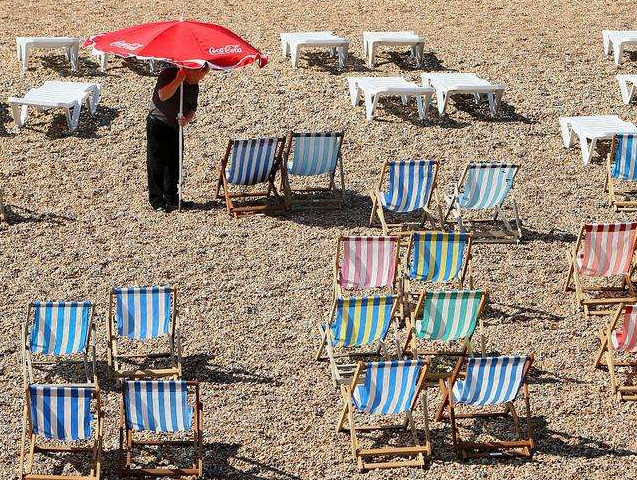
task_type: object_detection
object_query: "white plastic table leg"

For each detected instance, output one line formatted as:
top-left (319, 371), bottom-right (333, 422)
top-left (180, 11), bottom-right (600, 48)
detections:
top-left (291, 44), bottom-right (300, 68)
top-left (618, 77), bottom-right (634, 104)
top-left (70, 45), bottom-right (79, 72)
top-left (580, 135), bottom-right (596, 165)
top-left (364, 92), bottom-right (375, 120)
top-left (368, 42), bottom-right (376, 67)
top-left (559, 118), bottom-right (575, 147)
top-left (488, 93), bottom-right (496, 117)
top-left (11, 103), bottom-right (28, 128)
top-left (416, 95), bottom-right (426, 120)
top-left (100, 53), bottom-right (108, 73)
top-left (437, 90), bottom-right (448, 115)
top-left (337, 46), bottom-right (348, 68)
top-left (16, 39), bottom-right (22, 62)
top-left (22, 44), bottom-right (30, 74)
top-left (614, 43), bottom-right (624, 65)
top-left (603, 33), bottom-right (611, 55)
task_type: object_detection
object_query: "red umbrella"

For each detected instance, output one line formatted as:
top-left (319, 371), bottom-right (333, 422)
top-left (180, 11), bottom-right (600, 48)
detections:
top-left (84, 20), bottom-right (268, 209)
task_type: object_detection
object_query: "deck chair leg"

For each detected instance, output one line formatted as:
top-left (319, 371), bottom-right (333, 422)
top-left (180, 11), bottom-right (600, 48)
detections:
top-left (509, 402), bottom-right (522, 437)
top-left (315, 325), bottom-right (328, 361)
top-left (19, 405), bottom-right (28, 478)
top-left (594, 328), bottom-right (610, 368)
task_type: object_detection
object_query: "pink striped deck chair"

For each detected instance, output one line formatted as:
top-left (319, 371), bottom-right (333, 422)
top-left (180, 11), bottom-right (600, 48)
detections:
top-left (595, 303), bottom-right (637, 401)
top-left (333, 235), bottom-right (400, 297)
top-left (565, 222), bottom-right (637, 316)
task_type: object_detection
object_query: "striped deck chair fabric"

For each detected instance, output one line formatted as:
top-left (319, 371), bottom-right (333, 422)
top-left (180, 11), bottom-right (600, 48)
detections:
top-left (339, 236), bottom-right (397, 289)
top-left (352, 360), bottom-right (424, 414)
top-left (381, 160), bottom-right (436, 212)
top-left (415, 290), bottom-right (483, 341)
top-left (124, 380), bottom-right (193, 432)
top-left (226, 138), bottom-right (280, 185)
top-left (457, 163), bottom-right (517, 209)
top-left (452, 356), bottom-right (528, 406)
top-left (577, 223), bottom-right (637, 277)
top-left (612, 134), bottom-right (637, 181)
top-left (30, 301), bottom-right (91, 355)
top-left (330, 295), bottom-right (395, 347)
top-left (408, 231), bottom-right (469, 282)
top-left (29, 385), bottom-right (93, 440)
top-left (288, 132), bottom-right (341, 176)
top-left (612, 305), bottom-right (637, 351)
top-left (114, 286), bottom-right (172, 340)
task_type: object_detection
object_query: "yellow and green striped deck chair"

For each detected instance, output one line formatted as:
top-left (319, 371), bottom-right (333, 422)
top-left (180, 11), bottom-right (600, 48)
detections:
top-left (317, 294), bottom-right (399, 386)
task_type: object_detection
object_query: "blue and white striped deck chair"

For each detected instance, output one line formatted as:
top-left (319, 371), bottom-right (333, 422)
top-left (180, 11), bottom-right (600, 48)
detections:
top-left (318, 295), bottom-right (398, 385)
top-left (608, 134), bottom-right (637, 212)
top-left (108, 286), bottom-right (181, 380)
top-left (23, 301), bottom-right (97, 384)
top-left (337, 360), bottom-right (431, 471)
top-left (19, 384), bottom-right (103, 480)
top-left (217, 136), bottom-right (288, 217)
top-left (447, 355), bottom-right (535, 459)
top-left (369, 159), bottom-right (442, 234)
top-left (284, 131), bottom-right (345, 207)
top-left (446, 163), bottom-right (522, 243)
top-left (121, 380), bottom-right (203, 478)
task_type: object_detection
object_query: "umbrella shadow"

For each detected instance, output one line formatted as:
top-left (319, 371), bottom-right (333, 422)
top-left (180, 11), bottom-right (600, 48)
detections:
top-left (44, 105), bottom-right (120, 139)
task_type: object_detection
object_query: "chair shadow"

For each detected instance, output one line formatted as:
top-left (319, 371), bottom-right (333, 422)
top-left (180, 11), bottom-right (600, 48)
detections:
top-left (451, 97), bottom-right (536, 124)
top-left (519, 226), bottom-right (577, 244)
top-left (485, 302), bottom-right (565, 325)
top-left (183, 354), bottom-right (282, 386)
top-left (122, 57), bottom-right (161, 77)
top-left (282, 190), bottom-right (375, 229)
top-left (303, 52), bottom-right (370, 74)
top-left (0, 102), bottom-right (12, 137)
top-left (1, 204), bottom-right (76, 226)
top-left (204, 442), bottom-right (302, 479)
top-left (44, 105), bottom-right (119, 139)
top-left (381, 100), bottom-right (470, 129)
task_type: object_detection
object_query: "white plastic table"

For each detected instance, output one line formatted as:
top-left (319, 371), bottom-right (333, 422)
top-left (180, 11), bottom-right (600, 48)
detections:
top-left (362, 31), bottom-right (424, 68)
top-left (280, 32), bottom-right (349, 68)
top-left (16, 37), bottom-right (79, 74)
top-left (603, 30), bottom-right (637, 65)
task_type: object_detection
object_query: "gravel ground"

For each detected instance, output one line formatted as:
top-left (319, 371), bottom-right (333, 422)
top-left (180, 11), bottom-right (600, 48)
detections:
top-left (2, 0), bottom-right (637, 478)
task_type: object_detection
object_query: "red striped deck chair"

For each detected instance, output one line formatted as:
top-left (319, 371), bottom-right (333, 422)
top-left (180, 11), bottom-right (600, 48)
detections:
top-left (564, 222), bottom-right (637, 315)
top-left (333, 235), bottom-right (400, 298)
top-left (595, 303), bottom-right (637, 400)
top-left (606, 134), bottom-right (637, 212)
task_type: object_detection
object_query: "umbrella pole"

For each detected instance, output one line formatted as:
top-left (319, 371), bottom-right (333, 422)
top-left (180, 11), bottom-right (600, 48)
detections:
top-left (178, 82), bottom-right (184, 211)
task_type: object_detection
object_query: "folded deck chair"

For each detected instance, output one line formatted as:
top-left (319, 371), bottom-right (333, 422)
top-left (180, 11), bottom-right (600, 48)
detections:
top-left (337, 360), bottom-right (431, 471)
top-left (369, 159), bottom-right (442, 234)
top-left (445, 163), bottom-right (522, 243)
top-left (9, 81), bottom-right (100, 132)
top-left (348, 77), bottom-right (434, 121)
top-left (107, 286), bottom-right (182, 380)
top-left (445, 355), bottom-right (535, 459)
top-left (603, 30), bottom-right (637, 65)
top-left (280, 31), bottom-right (349, 68)
top-left (316, 295), bottom-right (399, 386)
top-left (422, 73), bottom-right (505, 117)
top-left (606, 134), bottom-right (637, 212)
top-left (595, 303), bottom-right (637, 400)
top-left (617, 75), bottom-right (637, 104)
top-left (22, 301), bottom-right (97, 384)
top-left (283, 131), bottom-right (345, 208)
top-left (559, 115), bottom-right (637, 165)
top-left (333, 235), bottom-right (400, 298)
top-left (19, 384), bottom-right (103, 480)
top-left (565, 222), bottom-right (637, 316)
top-left (216, 137), bottom-right (288, 217)
top-left (16, 36), bottom-right (80, 73)
top-left (362, 31), bottom-right (425, 68)
top-left (120, 380), bottom-right (203, 478)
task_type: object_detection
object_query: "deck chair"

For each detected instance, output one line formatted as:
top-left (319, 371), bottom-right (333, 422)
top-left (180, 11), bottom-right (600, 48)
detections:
top-left (283, 131), bottom-right (345, 208)
top-left (445, 163), bottom-right (521, 243)
top-left (606, 134), bottom-right (637, 212)
top-left (333, 235), bottom-right (400, 298)
top-left (107, 286), bottom-right (182, 380)
top-left (120, 380), bottom-right (203, 478)
top-left (336, 359), bottom-right (431, 472)
top-left (369, 159), bottom-right (443, 234)
top-left (19, 384), bottom-right (103, 480)
top-left (316, 295), bottom-right (399, 386)
top-left (565, 222), bottom-right (637, 316)
top-left (216, 137), bottom-right (288, 217)
top-left (445, 355), bottom-right (535, 459)
top-left (595, 303), bottom-right (637, 400)
top-left (22, 301), bottom-right (97, 384)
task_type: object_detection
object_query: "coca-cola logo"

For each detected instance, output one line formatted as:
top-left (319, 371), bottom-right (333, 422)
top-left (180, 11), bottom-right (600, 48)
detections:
top-left (208, 45), bottom-right (243, 55)
top-left (110, 41), bottom-right (143, 51)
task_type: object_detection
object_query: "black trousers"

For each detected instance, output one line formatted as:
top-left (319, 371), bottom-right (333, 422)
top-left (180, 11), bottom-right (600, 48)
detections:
top-left (146, 116), bottom-right (181, 207)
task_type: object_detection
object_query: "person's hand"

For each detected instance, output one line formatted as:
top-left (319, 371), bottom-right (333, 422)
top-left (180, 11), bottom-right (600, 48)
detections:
top-left (175, 68), bottom-right (187, 83)
top-left (177, 115), bottom-right (188, 127)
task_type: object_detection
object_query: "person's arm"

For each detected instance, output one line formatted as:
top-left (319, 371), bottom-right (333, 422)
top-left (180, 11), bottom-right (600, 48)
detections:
top-left (158, 69), bottom-right (186, 101)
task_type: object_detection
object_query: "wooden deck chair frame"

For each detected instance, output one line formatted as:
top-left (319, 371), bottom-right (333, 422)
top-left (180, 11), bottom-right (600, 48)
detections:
top-left (119, 381), bottom-right (203, 478)
top-left (605, 135), bottom-right (637, 212)
top-left (107, 287), bottom-right (182, 381)
top-left (444, 163), bottom-right (522, 244)
top-left (22, 302), bottom-right (98, 385)
top-left (215, 137), bottom-right (289, 218)
top-left (445, 355), bottom-right (535, 459)
top-left (332, 234), bottom-right (401, 299)
top-left (19, 384), bottom-right (104, 480)
top-left (564, 226), bottom-right (637, 316)
top-left (369, 159), bottom-right (443, 235)
top-left (281, 131), bottom-right (346, 209)
top-left (317, 296), bottom-right (401, 386)
top-left (336, 361), bottom-right (432, 472)
top-left (0, 187), bottom-right (6, 222)
top-left (594, 303), bottom-right (637, 400)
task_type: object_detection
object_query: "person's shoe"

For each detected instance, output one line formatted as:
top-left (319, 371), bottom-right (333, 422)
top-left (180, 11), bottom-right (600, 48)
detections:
top-left (151, 202), bottom-right (168, 213)
top-left (166, 199), bottom-right (195, 210)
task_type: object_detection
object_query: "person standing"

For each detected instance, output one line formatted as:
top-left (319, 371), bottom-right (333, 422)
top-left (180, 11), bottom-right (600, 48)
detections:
top-left (146, 64), bottom-right (209, 211)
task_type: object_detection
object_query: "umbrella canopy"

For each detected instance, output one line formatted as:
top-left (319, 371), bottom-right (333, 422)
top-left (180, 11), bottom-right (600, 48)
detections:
top-left (84, 19), bottom-right (268, 69)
